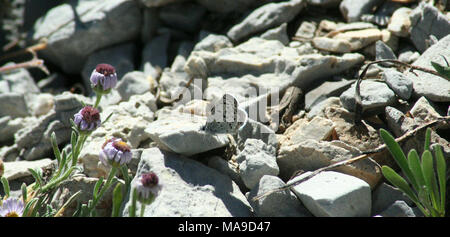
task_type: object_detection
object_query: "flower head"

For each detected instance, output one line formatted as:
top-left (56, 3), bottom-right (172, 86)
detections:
top-left (0, 198), bottom-right (24, 217)
top-left (90, 63), bottom-right (117, 94)
top-left (73, 106), bottom-right (101, 133)
top-left (99, 138), bottom-right (132, 167)
top-left (134, 172), bottom-right (162, 204)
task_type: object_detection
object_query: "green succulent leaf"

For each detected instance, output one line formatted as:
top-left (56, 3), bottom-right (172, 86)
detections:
top-left (434, 145), bottom-right (446, 214)
top-left (93, 177), bottom-right (104, 200)
top-left (23, 198), bottom-right (38, 217)
top-left (431, 61), bottom-right (450, 80)
top-left (381, 165), bottom-right (419, 204)
top-left (408, 149), bottom-right (426, 192)
top-left (51, 132), bottom-right (61, 164)
top-left (421, 150), bottom-right (440, 210)
top-left (380, 129), bottom-right (419, 190)
top-left (1, 177), bottom-right (10, 197)
top-left (111, 182), bottom-right (123, 217)
top-left (424, 128), bottom-right (431, 152)
top-left (21, 183), bottom-right (27, 202)
top-left (28, 168), bottom-right (44, 188)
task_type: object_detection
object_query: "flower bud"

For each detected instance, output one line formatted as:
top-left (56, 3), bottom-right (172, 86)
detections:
top-left (90, 63), bottom-right (117, 94)
top-left (73, 106), bottom-right (101, 133)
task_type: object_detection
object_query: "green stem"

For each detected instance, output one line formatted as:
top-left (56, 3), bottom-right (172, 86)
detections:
top-left (93, 93), bottom-right (102, 109)
top-left (88, 166), bottom-right (118, 216)
top-left (140, 204), bottom-right (146, 217)
top-left (72, 134), bottom-right (86, 167)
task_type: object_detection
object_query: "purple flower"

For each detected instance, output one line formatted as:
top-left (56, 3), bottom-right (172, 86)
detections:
top-left (74, 106), bottom-right (101, 132)
top-left (0, 198), bottom-right (24, 217)
top-left (90, 64), bottom-right (117, 93)
top-left (99, 138), bottom-right (132, 167)
top-left (134, 172), bottom-right (162, 204)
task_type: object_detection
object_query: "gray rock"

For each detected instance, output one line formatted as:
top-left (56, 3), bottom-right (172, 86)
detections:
top-left (398, 46), bottom-right (420, 64)
top-left (312, 37), bottom-right (352, 53)
top-left (260, 23), bottom-right (290, 46)
top-left (32, 0), bottom-right (141, 74)
top-left (159, 2), bottom-right (206, 33)
top-left (290, 171), bottom-right (372, 217)
top-left (0, 64), bottom-right (39, 94)
top-left (305, 79), bottom-right (355, 111)
top-left (294, 21), bottom-right (316, 41)
top-left (278, 139), bottom-right (381, 187)
top-left (340, 80), bottom-right (396, 113)
top-left (116, 71), bottom-right (152, 101)
top-left (382, 69), bottom-right (413, 100)
top-left (409, 2), bottom-right (450, 53)
top-left (0, 93), bottom-right (30, 118)
top-left (237, 119), bottom-right (278, 155)
top-left (405, 34), bottom-right (450, 102)
top-left (247, 175), bottom-right (312, 217)
top-left (307, 0), bottom-right (341, 7)
top-left (377, 200), bottom-right (417, 217)
top-left (371, 182), bottom-right (413, 215)
top-left (279, 117), bottom-right (335, 146)
top-left (122, 148), bottom-right (253, 217)
top-left (227, 0), bottom-right (307, 42)
top-left (141, 33), bottom-right (171, 78)
top-left (2, 158), bottom-right (54, 181)
top-left (0, 117), bottom-right (38, 143)
top-left (360, 1), bottom-right (401, 26)
top-left (339, 0), bottom-right (384, 22)
top-left (144, 110), bottom-right (229, 156)
top-left (140, 7), bottom-right (160, 43)
top-left (196, 0), bottom-right (267, 13)
top-left (384, 106), bottom-right (415, 137)
top-left (307, 96), bottom-right (341, 119)
top-left (375, 40), bottom-right (396, 61)
top-left (170, 41), bottom-right (195, 73)
top-left (189, 37), bottom-right (364, 107)
top-left (139, 0), bottom-right (183, 7)
top-left (193, 34), bottom-right (233, 52)
top-left (236, 139), bottom-right (279, 189)
top-left (207, 156), bottom-right (246, 191)
top-left (387, 7), bottom-right (412, 37)
top-left (82, 43), bottom-right (136, 94)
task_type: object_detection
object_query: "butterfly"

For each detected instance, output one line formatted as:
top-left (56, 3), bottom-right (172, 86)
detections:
top-left (201, 93), bottom-right (248, 134)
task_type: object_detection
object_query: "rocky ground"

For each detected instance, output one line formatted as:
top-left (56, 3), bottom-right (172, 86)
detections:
top-left (0, 0), bottom-right (449, 217)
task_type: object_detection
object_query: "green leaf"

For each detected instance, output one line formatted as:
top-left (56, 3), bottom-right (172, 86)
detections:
top-left (408, 149), bottom-right (426, 192)
top-left (103, 112), bottom-right (113, 125)
top-left (21, 183), bottom-right (28, 203)
top-left (380, 129), bottom-right (419, 190)
top-left (111, 183), bottom-right (123, 217)
top-left (434, 145), bottom-right (446, 215)
top-left (28, 168), bottom-right (44, 188)
top-left (31, 196), bottom-right (44, 217)
top-left (424, 128), bottom-right (431, 152)
top-left (421, 150), bottom-right (439, 210)
top-left (382, 166), bottom-right (419, 204)
top-left (51, 132), bottom-right (61, 164)
top-left (1, 177), bottom-right (10, 197)
top-left (93, 177), bottom-right (104, 199)
top-left (23, 198), bottom-right (38, 217)
top-left (431, 61), bottom-right (450, 80)
top-left (55, 190), bottom-right (81, 217)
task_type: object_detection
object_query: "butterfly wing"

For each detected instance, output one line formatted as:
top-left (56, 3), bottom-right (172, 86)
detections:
top-left (204, 94), bottom-right (242, 133)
